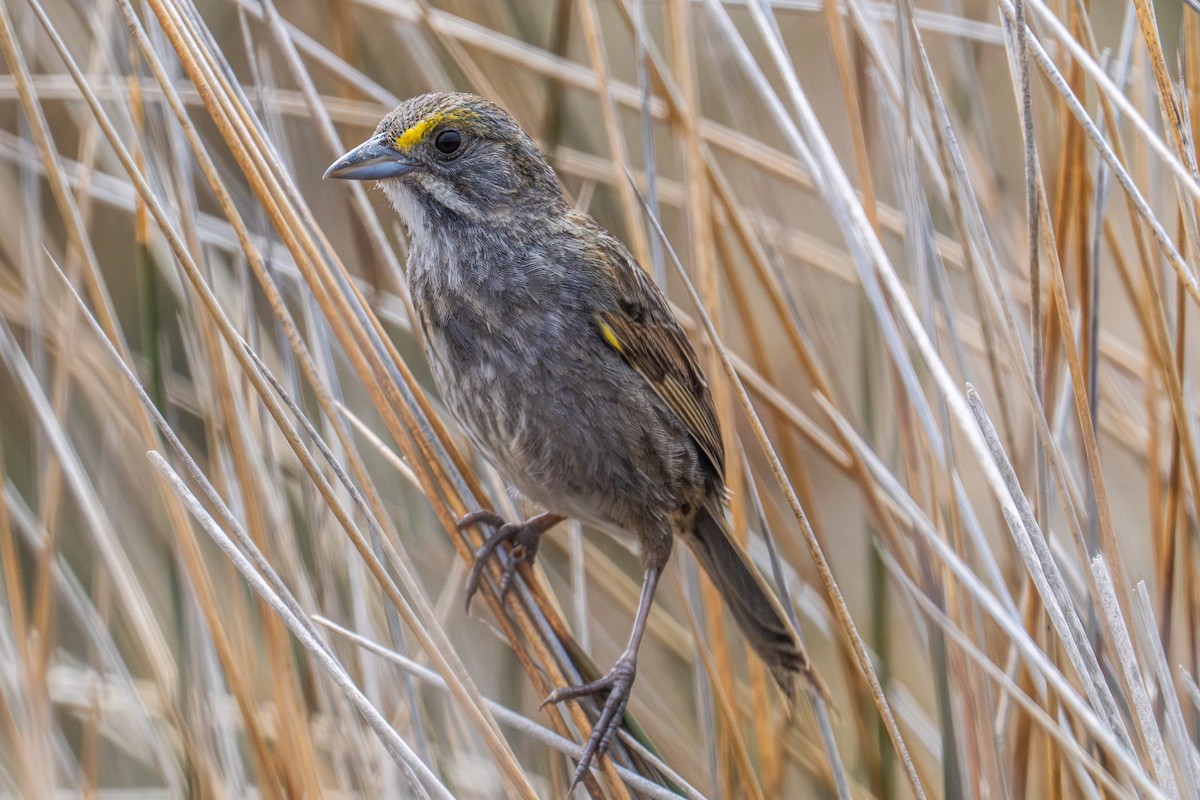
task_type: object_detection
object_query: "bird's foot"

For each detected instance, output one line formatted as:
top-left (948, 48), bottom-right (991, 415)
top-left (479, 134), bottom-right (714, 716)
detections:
top-left (541, 654), bottom-right (637, 793)
top-left (459, 511), bottom-right (561, 612)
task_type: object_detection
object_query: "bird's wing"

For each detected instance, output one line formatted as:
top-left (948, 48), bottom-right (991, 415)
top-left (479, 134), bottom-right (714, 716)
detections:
top-left (588, 234), bottom-right (726, 481)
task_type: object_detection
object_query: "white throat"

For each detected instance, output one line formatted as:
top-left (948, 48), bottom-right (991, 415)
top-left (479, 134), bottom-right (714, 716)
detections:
top-left (380, 180), bottom-right (428, 239)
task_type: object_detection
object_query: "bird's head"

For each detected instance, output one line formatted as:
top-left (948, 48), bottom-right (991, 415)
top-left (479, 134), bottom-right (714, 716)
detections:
top-left (324, 92), bottom-right (564, 231)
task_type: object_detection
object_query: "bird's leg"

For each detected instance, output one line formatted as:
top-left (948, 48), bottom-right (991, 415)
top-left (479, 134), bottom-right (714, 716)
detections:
top-left (459, 510), bottom-right (565, 611)
top-left (542, 565), bottom-right (662, 793)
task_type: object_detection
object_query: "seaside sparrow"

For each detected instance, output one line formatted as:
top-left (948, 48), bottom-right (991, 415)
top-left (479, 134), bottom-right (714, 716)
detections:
top-left (326, 92), bottom-right (821, 788)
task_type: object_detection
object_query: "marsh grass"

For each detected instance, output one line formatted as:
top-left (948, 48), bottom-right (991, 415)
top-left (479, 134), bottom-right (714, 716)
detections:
top-left (0, 0), bottom-right (1196, 797)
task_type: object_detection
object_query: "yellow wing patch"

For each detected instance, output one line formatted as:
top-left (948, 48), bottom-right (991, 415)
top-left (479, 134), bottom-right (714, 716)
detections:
top-left (598, 321), bottom-right (624, 353)
top-left (596, 307), bottom-right (725, 479)
top-left (394, 109), bottom-right (474, 152)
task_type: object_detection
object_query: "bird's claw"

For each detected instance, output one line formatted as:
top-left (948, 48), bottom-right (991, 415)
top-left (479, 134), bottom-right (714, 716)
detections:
top-left (459, 511), bottom-right (546, 612)
top-left (542, 656), bottom-right (637, 794)
top-left (457, 510), bottom-right (507, 531)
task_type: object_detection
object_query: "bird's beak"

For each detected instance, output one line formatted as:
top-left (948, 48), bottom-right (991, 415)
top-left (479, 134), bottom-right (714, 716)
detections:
top-left (324, 135), bottom-right (417, 180)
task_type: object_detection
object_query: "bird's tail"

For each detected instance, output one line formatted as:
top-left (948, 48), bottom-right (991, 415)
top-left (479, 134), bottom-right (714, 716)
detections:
top-left (684, 504), bottom-right (827, 702)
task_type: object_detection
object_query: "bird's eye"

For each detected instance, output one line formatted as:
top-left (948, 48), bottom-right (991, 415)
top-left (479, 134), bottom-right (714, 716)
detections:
top-left (434, 129), bottom-right (462, 155)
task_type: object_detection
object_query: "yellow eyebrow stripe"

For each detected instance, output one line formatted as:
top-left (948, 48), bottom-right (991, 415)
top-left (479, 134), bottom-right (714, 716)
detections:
top-left (394, 110), bottom-right (471, 151)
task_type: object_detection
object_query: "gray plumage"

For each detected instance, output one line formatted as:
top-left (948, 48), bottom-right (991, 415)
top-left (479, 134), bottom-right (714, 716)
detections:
top-left (326, 91), bottom-right (821, 787)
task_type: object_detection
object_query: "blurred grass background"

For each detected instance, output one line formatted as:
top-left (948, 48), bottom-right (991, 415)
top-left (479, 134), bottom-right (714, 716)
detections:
top-left (0, 0), bottom-right (1197, 797)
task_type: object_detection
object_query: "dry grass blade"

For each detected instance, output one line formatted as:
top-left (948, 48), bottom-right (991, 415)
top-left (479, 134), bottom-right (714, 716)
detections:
top-left (315, 615), bottom-right (708, 800)
top-left (146, 450), bottom-right (453, 800)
